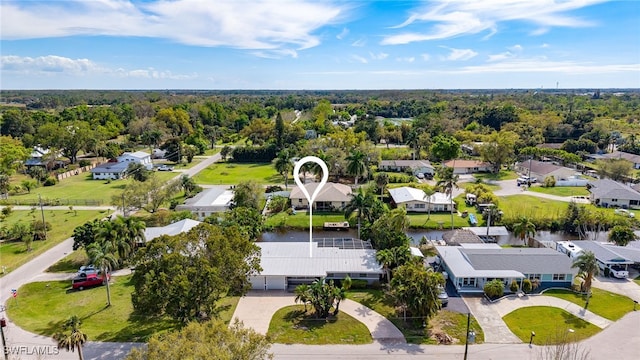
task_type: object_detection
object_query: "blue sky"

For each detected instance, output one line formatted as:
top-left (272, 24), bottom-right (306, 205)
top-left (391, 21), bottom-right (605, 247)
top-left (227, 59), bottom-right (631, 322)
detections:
top-left (1, 0), bottom-right (639, 89)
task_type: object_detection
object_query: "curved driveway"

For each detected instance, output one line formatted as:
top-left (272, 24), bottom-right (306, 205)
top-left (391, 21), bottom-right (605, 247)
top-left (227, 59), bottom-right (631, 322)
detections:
top-left (231, 292), bottom-right (405, 343)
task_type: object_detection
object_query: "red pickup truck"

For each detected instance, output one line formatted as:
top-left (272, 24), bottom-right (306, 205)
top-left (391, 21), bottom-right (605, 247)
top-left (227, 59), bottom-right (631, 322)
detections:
top-left (72, 272), bottom-right (110, 290)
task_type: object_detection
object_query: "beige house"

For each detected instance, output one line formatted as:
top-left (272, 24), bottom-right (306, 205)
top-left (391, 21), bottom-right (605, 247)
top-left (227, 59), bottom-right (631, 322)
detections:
top-left (290, 182), bottom-right (352, 211)
top-left (515, 159), bottom-right (575, 181)
top-left (443, 159), bottom-right (492, 174)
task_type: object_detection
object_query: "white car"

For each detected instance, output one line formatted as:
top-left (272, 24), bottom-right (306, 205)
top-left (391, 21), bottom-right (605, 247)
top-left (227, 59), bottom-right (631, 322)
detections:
top-left (614, 209), bottom-right (635, 218)
top-left (157, 165), bottom-right (174, 171)
top-left (517, 176), bottom-right (537, 185)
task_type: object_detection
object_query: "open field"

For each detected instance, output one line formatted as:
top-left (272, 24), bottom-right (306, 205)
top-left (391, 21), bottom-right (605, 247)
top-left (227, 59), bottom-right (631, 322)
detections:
top-left (473, 170), bottom-right (518, 181)
top-left (6, 276), bottom-right (239, 342)
top-left (0, 210), bottom-right (105, 275)
top-left (2, 172), bottom-right (177, 206)
top-left (503, 306), bottom-right (600, 345)
top-left (193, 162), bottom-right (281, 185)
top-left (265, 212), bottom-right (347, 229)
top-left (544, 288), bottom-right (634, 321)
top-left (498, 195), bottom-right (568, 219)
top-left (267, 305), bottom-right (372, 345)
top-left (346, 289), bottom-right (484, 344)
top-left (528, 186), bottom-right (590, 197)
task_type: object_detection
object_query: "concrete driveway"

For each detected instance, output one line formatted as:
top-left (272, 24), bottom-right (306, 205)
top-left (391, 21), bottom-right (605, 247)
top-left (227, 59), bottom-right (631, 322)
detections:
top-left (592, 273), bottom-right (640, 303)
top-left (232, 292), bottom-right (405, 343)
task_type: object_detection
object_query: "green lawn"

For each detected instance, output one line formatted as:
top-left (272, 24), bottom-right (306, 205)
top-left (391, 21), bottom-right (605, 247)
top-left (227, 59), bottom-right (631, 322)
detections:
top-left (528, 186), bottom-right (590, 197)
top-left (543, 288), bottom-right (635, 321)
top-left (499, 195), bottom-right (568, 220)
top-left (0, 210), bottom-right (105, 275)
top-left (635, 275), bottom-right (640, 286)
top-left (267, 305), bottom-right (372, 345)
top-left (264, 212), bottom-right (348, 229)
top-left (3, 172), bottom-right (177, 206)
top-left (474, 170), bottom-right (518, 181)
top-left (503, 306), bottom-right (601, 345)
top-left (346, 290), bottom-right (483, 344)
top-left (46, 249), bottom-right (89, 273)
top-left (6, 276), bottom-right (239, 342)
top-left (193, 162), bottom-right (281, 185)
top-left (407, 213), bottom-right (476, 229)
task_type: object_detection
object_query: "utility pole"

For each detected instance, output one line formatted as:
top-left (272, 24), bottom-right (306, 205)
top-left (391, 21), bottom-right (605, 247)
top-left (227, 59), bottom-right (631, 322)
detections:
top-left (1, 316), bottom-right (8, 360)
top-left (463, 312), bottom-right (471, 360)
top-left (38, 194), bottom-right (47, 240)
top-left (122, 193), bottom-right (127, 217)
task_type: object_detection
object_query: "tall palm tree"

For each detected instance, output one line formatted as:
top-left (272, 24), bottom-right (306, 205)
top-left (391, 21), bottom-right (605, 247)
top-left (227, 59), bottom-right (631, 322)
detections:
top-left (294, 284), bottom-right (310, 312)
top-left (571, 251), bottom-right (599, 294)
top-left (376, 249), bottom-right (394, 281)
top-left (344, 188), bottom-right (373, 239)
top-left (346, 149), bottom-right (367, 185)
top-left (87, 241), bottom-right (118, 306)
top-left (375, 172), bottom-right (389, 200)
top-left (422, 186), bottom-right (436, 223)
top-left (54, 315), bottom-right (87, 360)
top-left (273, 149), bottom-right (293, 189)
top-left (436, 166), bottom-right (459, 230)
top-left (512, 216), bottom-right (536, 245)
top-left (387, 207), bottom-right (410, 233)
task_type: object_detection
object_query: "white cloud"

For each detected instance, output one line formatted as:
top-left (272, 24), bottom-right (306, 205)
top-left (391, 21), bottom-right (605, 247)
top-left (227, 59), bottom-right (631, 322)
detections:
top-left (442, 47), bottom-right (478, 61)
top-left (541, 43), bottom-right (550, 48)
top-left (488, 52), bottom-right (514, 62)
top-left (381, 0), bottom-right (608, 45)
top-left (508, 44), bottom-right (523, 52)
top-left (336, 27), bottom-right (349, 40)
top-left (1, 54), bottom-right (196, 80)
top-left (421, 53), bottom-right (431, 61)
top-left (396, 57), bottom-right (416, 63)
top-left (369, 52), bottom-right (389, 60)
top-left (1, 0), bottom-right (347, 57)
top-left (351, 38), bottom-right (366, 47)
top-left (350, 55), bottom-right (368, 64)
top-left (457, 59), bottom-right (640, 75)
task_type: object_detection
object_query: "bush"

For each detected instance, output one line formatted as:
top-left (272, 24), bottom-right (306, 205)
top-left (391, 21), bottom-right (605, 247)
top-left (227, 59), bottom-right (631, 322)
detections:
top-left (78, 159), bottom-right (92, 167)
top-left (43, 177), bottom-right (57, 186)
top-left (543, 176), bottom-right (556, 187)
top-left (522, 279), bottom-right (532, 293)
top-left (509, 280), bottom-right (519, 293)
top-left (1, 206), bottom-right (12, 217)
top-left (350, 279), bottom-right (368, 289)
top-left (483, 279), bottom-right (504, 299)
top-left (267, 196), bottom-right (289, 213)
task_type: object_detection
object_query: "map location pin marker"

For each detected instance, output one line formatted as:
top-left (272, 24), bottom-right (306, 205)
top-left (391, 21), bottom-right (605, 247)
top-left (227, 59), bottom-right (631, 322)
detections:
top-left (293, 156), bottom-right (329, 257)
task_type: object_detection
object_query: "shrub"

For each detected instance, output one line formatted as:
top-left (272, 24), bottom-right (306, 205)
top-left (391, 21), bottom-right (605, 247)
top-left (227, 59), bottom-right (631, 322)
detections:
top-left (78, 159), bottom-right (92, 167)
top-left (509, 280), bottom-right (519, 293)
top-left (1, 206), bottom-right (12, 216)
top-left (522, 279), bottom-right (532, 293)
top-left (43, 177), bottom-right (57, 186)
top-left (483, 279), bottom-right (504, 299)
top-left (350, 279), bottom-right (368, 289)
top-left (543, 176), bottom-right (556, 187)
top-left (266, 185), bottom-right (283, 193)
top-left (267, 196), bottom-right (289, 213)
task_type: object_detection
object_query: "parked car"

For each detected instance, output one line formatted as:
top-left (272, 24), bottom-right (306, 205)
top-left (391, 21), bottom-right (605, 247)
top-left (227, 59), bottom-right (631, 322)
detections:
top-left (437, 286), bottom-right (449, 307)
top-left (614, 208), bottom-right (635, 218)
top-left (72, 272), bottom-right (110, 290)
top-left (416, 173), bottom-right (425, 179)
top-left (157, 164), bottom-right (174, 171)
top-left (79, 265), bottom-right (96, 272)
top-left (517, 176), bottom-right (537, 186)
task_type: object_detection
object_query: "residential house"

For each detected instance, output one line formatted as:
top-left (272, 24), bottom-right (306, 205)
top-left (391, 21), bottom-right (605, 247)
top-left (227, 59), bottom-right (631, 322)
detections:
top-left (117, 151), bottom-right (153, 170)
top-left (143, 219), bottom-right (202, 244)
top-left (90, 161), bottom-right (129, 180)
top-left (588, 178), bottom-right (640, 209)
top-left (175, 187), bottom-right (235, 220)
top-left (290, 182), bottom-right (352, 211)
top-left (442, 230), bottom-right (483, 246)
top-left (250, 240), bottom-right (382, 290)
top-left (600, 151), bottom-right (640, 169)
top-left (24, 146), bottom-right (65, 169)
top-left (436, 244), bottom-right (577, 294)
top-left (515, 159), bottom-right (575, 182)
top-left (443, 159), bottom-right (492, 174)
top-left (388, 186), bottom-right (453, 212)
top-left (378, 160), bottom-right (435, 177)
top-left (556, 241), bottom-right (635, 277)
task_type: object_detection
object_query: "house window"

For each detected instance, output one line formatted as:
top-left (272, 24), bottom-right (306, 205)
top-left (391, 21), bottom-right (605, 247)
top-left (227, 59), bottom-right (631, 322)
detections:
top-left (553, 274), bottom-right (566, 281)
top-left (631, 200), bottom-right (639, 206)
top-left (462, 278), bottom-right (477, 287)
top-left (612, 199), bottom-right (618, 202)
top-left (298, 199), bottom-right (302, 203)
top-left (415, 203), bottom-right (425, 209)
top-left (527, 274), bottom-right (541, 281)
top-left (359, 273), bottom-right (367, 278)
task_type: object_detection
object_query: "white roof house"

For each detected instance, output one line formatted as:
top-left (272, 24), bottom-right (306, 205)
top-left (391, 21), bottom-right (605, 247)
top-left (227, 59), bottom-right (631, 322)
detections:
top-left (175, 187), bottom-right (234, 220)
top-left (290, 182), bottom-right (352, 211)
top-left (388, 186), bottom-right (453, 213)
top-left (250, 241), bottom-right (382, 290)
top-left (143, 219), bottom-right (202, 243)
top-left (117, 151), bottom-right (153, 170)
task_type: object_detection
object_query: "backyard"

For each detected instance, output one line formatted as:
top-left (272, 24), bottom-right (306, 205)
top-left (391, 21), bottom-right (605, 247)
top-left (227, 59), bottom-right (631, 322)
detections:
top-left (6, 276), bottom-right (239, 342)
top-left (193, 162), bottom-right (282, 185)
top-left (502, 306), bottom-right (601, 345)
top-left (0, 210), bottom-right (106, 274)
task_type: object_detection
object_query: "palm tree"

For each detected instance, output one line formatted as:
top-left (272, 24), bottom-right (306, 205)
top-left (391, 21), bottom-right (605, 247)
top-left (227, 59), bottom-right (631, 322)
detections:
top-left (273, 149), bottom-right (293, 189)
top-left (54, 315), bottom-right (87, 360)
top-left (376, 249), bottom-right (394, 281)
top-left (294, 284), bottom-right (311, 312)
top-left (346, 149), bottom-right (367, 185)
top-left (375, 172), bottom-right (389, 200)
top-left (436, 166), bottom-right (459, 230)
top-left (87, 241), bottom-right (118, 306)
top-left (114, 215), bottom-right (146, 256)
top-left (422, 186), bottom-right (436, 223)
top-left (571, 251), bottom-right (599, 294)
top-left (512, 216), bottom-right (536, 245)
top-left (344, 189), bottom-right (373, 240)
top-left (387, 207), bottom-right (410, 233)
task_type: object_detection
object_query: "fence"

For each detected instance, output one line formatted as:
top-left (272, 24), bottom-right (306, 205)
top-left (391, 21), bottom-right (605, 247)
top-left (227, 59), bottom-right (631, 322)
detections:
top-left (0, 198), bottom-right (103, 206)
top-left (56, 163), bottom-right (97, 181)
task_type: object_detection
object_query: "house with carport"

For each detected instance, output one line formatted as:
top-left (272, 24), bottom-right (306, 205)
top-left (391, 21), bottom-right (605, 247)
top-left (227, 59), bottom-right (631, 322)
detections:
top-left (435, 244), bottom-right (577, 294)
top-left (515, 159), bottom-right (576, 182)
top-left (556, 241), bottom-right (636, 277)
top-left (588, 178), bottom-right (640, 209)
top-left (388, 186), bottom-right (453, 213)
top-left (250, 239), bottom-right (382, 290)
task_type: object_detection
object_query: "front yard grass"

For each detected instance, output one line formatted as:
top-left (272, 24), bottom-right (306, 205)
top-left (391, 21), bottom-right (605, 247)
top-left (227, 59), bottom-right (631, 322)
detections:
top-left (543, 288), bottom-right (634, 321)
top-left (0, 210), bottom-right (105, 275)
top-left (3, 172), bottom-right (177, 205)
top-left (193, 162), bottom-right (281, 185)
top-left (634, 275), bottom-right (640, 286)
top-left (6, 276), bottom-right (239, 342)
top-left (474, 170), bottom-right (518, 181)
top-left (498, 195), bottom-right (568, 220)
top-left (346, 290), bottom-right (484, 344)
top-left (528, 186), bottom-right (590, 197)
top-left (46, 249), bottom-right (89, 273)
top-left (264, 211), bottom-right (347, 229)
top-left (267, 305), bottom-right (372, 345)
top-left (503, 306), bottom-right (600, 345)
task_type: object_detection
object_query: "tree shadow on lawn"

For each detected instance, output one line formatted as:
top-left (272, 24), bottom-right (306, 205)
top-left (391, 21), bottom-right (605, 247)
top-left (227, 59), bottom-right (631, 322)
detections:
top-left (559, 311), bottom-right (591, 329)
top-left (284, 309), bottom-right (336, 331)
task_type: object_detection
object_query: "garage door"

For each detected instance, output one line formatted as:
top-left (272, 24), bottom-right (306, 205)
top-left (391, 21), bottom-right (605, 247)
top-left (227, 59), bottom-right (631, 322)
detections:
top-left (266, 276), bottom-right (285, 290)
top-left (250, 276), bottom-right (266, 290)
